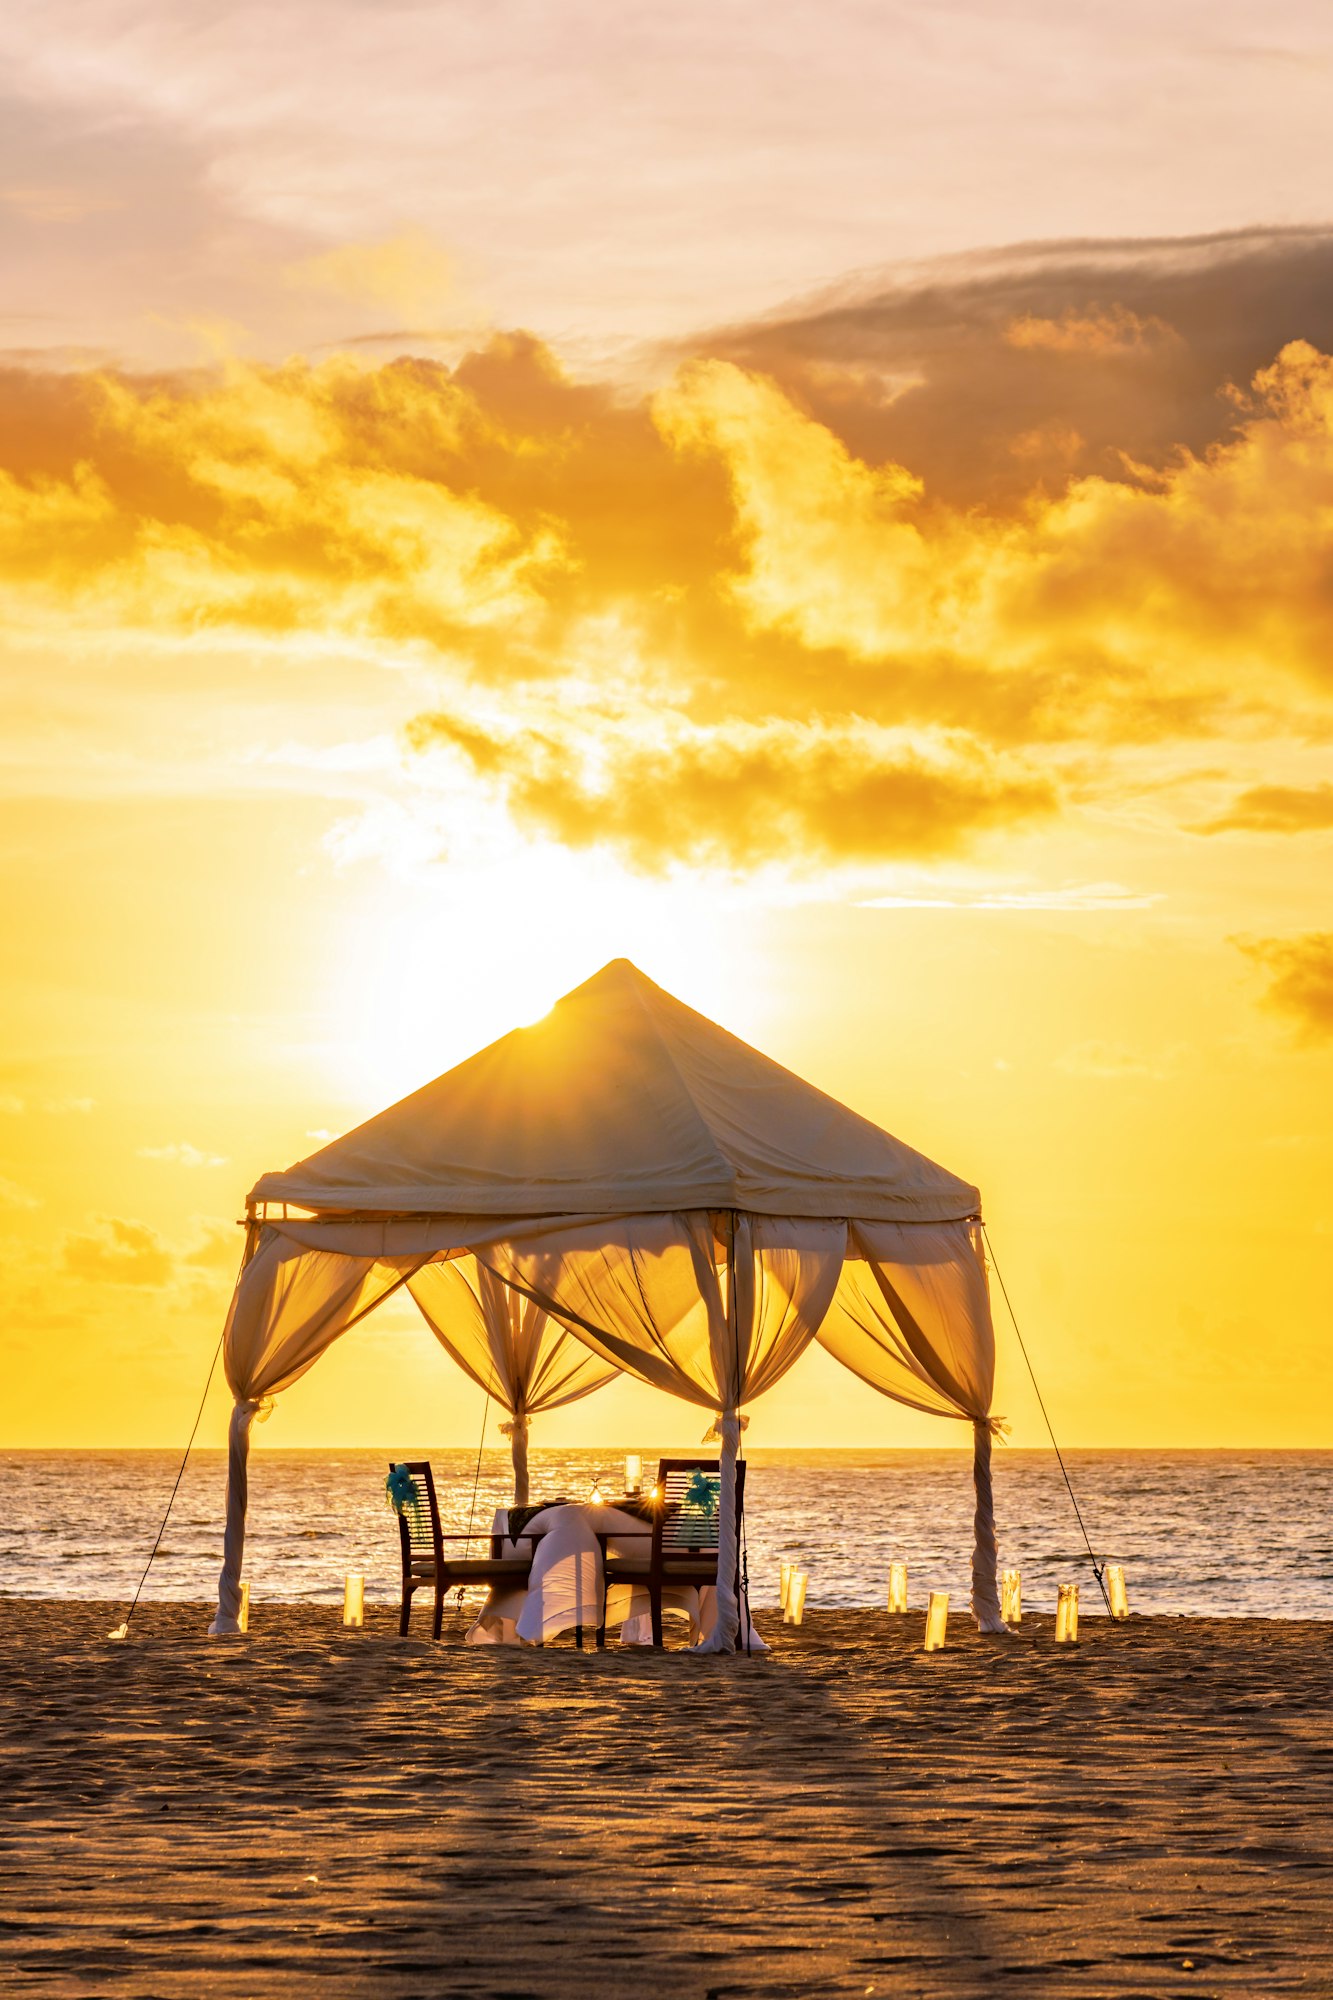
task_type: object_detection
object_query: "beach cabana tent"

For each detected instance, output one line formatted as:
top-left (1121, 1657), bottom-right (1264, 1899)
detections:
top-left (213, 959), bottom-right (1004, 1646)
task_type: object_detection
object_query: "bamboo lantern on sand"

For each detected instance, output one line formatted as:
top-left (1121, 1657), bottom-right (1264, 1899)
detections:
top-left (238, 1580), bottom-right (250, 1634)
top-left (887, 1561), bottom-right (908, 1614)
top-left (1105, 1564), bottom-right (1129, 1621)
top-left (1001, 1568), bottom-right (1021, 1624)
top-left (1055, 1582), bottom-right (1079, 1645)
top-left (343, 1572), bottom-right (365, 1629)
top-left (923, 1590), bottom-right (948, 1652)
top-left (786, 1570), bottom-right (808, 1625)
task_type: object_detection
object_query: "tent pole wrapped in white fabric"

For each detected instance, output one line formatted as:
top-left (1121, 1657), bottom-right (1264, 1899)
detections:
top-left (209, 959), bottom-right (1007, 1642)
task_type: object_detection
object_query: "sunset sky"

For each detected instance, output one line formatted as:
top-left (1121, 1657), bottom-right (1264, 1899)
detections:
top-left (3, 0), bottom-right (1332, 1452)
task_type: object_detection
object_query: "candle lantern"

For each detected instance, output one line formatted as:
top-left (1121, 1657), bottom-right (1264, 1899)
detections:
top-left (887, 1561), bottom-right (908, 1614)
top-left (1105, 1564), bottom-right (1129, 1621)
top-left (238, 1580), bottom-right (250, 1634)
top-left (1055, 1582), bottom-right (1079, 1645)
top-left (624, 1453), bottom-right (642, 1494)
top-left (923, 1590), bottom-right (948, 1652)
top-left (590, 1480), bottom-right (604, 1506)
top-left (1001, 1568), bottom-right (1021, 1624)
top-left (343, 1572), bottom-right (365, 1629)
top-left (787, 1569), bottom-right (808, 1626)
top-left (780, 1561), bottom-right (793, 1610)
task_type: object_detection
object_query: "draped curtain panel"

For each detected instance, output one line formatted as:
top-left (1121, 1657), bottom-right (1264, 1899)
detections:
top-left (816, 1218), bottom-right (1003, 1631)
top-left (211, 1227), bottom-right (429, 1634)
top-left (479, 1212), bottom-right (846, 1410)
top-left (407, 1257), bottom-right (618, 1504)
top-left (209, 1211), bottom-right (1003, 1645)
top-left (816, 1219), bottom-right (994, 1424)
top-left (479, 1211), bottom-right (847, 1651)
top-left (224, 1227), bottom-right (429, 1405)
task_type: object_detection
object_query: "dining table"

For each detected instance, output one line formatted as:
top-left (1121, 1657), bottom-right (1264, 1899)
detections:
top-left (463, 1496), bottom-right (767, 1650)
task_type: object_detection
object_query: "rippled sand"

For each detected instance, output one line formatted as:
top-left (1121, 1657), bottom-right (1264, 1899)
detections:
top-left (1, 1599), bottom-right (1330, 1996)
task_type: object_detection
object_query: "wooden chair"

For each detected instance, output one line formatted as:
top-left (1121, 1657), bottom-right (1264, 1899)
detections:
top-left (599, 1457), bottom-right (748, 1649)
top-left (391, 1460), bottom-right (534, 1640)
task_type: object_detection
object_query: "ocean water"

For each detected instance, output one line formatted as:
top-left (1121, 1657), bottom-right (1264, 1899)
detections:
top-left (2, 1447), bottom-right (1331, 1621)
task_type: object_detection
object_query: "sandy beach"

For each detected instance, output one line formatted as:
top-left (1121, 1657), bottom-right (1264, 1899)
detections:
top-left (1, 1601), bottom-right (1330, 1997)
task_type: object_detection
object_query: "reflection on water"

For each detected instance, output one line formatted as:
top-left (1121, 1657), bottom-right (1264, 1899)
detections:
top-left (2, 1447), bottom-right (1330, 1619)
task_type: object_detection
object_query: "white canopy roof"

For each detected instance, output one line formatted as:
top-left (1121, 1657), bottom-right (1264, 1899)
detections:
top-left (250, 958), bottom-right (980, 1224)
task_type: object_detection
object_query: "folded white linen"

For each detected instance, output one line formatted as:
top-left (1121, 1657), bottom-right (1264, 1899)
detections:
top-left (466, 1502), bottom-right (766, 1650)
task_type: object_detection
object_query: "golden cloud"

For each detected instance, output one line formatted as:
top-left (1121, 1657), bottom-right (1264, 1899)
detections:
top-left (2, 283), bottom-right (1333, 878)
top-left (1198, 784), bottom-right (1333, 834)
top-left (1005, 305), bottom-right (1175, 356)
top-left (656, 343), bottom-right (1333, 727)
top-left (58, 1214), bottom-right (236, 1293)
top-left (1238, 933), bottom-right (1333, 1039)
top-left (62, 1217), bottom-right (174, 1287)
top-left (702, 228), bottom-right (1333, 506)
top-left (0, 354), bottom-right (563, 648)
top-left (409, 709), bottom-right (1054, 869)
top-left (287, 231), bottom-right (455, 320)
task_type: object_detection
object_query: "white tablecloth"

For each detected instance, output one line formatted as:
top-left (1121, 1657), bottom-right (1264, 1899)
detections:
top-left (465, 1502), bottom-right (766, 1650)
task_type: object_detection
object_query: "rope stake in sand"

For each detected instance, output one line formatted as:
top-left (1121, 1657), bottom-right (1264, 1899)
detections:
top-left (982, 1225), bottom-right (1113, 1616)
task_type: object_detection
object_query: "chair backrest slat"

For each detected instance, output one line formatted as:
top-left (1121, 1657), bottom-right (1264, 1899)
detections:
top-left (652, 1458), bottom-right (746, 1572)
top-left (389, 1460), bottom-right (443, 1565)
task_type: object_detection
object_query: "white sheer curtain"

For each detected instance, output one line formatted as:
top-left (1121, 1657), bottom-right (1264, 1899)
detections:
top-left (210, 1227), bottom-right (428, 1634)
top-left (817, 1218), bottom-right (1004, 1630)
top-left (207, 1210), bottom-right (1002, 1643)
top-left (480, 1210), bottom-right (847, 1651)
top-left (407, 1258), bottom-right (618, 1503)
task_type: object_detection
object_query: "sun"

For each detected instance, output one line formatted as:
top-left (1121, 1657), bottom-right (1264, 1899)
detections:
top-left (316, 832), bottom-right (763, 1115)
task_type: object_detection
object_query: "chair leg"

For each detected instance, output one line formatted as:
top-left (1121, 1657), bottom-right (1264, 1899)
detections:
top-left (650, 1583), bottom-right (664, 1650)
top-left (399, 1581), bottom-right (412, 1638)
top-left (575, 1623), bottom-right (584, 1650)
top-left (432, 1583), bottom-right (445, 1642)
